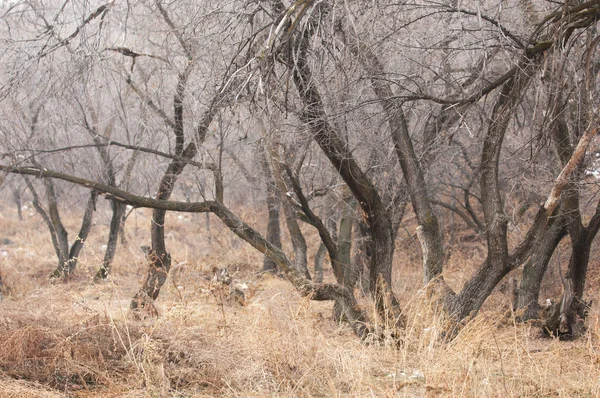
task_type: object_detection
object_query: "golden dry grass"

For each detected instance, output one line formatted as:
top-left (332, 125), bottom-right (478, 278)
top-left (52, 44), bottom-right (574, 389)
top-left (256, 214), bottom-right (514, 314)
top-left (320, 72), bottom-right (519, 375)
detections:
top-left (0, 200), bottom-right (599, 397)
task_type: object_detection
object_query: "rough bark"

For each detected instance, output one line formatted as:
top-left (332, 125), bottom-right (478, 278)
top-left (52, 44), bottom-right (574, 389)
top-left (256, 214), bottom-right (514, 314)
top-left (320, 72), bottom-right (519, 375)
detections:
top-left (332, 194), bottom-right (358, 320)
top-left (314, 242), bottom-right (326, 283)
top-left (517, 212), bottom-right (567, 320)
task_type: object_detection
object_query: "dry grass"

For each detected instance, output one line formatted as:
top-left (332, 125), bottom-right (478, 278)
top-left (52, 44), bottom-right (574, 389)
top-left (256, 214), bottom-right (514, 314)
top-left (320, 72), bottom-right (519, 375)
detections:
top-left (0, 201), bottom-right (599, 397)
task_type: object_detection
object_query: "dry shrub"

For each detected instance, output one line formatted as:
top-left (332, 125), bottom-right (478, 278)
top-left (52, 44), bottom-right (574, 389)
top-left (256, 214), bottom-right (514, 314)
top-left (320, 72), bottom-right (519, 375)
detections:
top-left (0, 313), bottom-right (142, 391)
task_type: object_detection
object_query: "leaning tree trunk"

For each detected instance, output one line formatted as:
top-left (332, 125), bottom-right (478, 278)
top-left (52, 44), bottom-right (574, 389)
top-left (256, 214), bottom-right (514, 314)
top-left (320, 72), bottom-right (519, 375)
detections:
top-left (265, 0), bottom-right (398, 319)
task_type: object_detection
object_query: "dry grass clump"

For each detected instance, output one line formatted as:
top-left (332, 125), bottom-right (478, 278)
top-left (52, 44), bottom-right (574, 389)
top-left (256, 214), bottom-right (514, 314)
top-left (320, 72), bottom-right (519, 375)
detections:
top-left (0, 294), bottom-right (143, 392)
top-left (0, 374), bottom-right (64, 398)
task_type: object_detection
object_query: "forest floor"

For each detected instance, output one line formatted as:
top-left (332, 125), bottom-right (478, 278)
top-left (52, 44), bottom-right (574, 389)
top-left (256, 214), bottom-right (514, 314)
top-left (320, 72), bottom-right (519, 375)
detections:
top-left (0, 201), bottom-right (599, 397)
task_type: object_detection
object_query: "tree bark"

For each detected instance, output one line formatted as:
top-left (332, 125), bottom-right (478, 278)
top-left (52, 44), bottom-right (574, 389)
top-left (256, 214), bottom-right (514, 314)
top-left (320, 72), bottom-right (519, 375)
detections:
top-left (332, 194), bottom-right (358, 320)
top-left (259, 145), bottom-right (282, 273)
top-left (94, 200), bottom-right (126, 281)
top-left (314, 242), bottom-right (326, 283)
top-left (517, 212), bottom-right (566, 320)
top-left (65, 191), bottom-right (97, 272)
top-left (131, 97), bottom-right (218, 312)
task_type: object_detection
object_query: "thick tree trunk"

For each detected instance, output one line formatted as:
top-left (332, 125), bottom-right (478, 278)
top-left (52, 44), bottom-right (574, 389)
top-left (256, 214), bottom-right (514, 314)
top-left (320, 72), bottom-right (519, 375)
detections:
top-left (332, 195), bottom-right (358, 320)
top-left (263, 186), bottom-right (282, 273)
top-left (517, 214), bottom-right (566, 320)
top-left (555, 233), bottom-right (591, 336)
top-left (353, 220), bottom-right (371, 295)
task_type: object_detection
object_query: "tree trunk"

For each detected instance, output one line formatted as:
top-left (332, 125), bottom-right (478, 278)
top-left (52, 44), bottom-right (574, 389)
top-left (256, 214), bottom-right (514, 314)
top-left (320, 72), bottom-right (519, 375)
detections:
top-left (517, 213), bottom-right (566, 321)
top-left (289, 28), bottom-right (398, 316)
top-left (131, 100), bottom-right (218, 311)
top-left (333, 195), bottom-right (358, 321)
top-left (65, 191), bottom-right (97, 272)
top-left (353, 220), bottom-right (371, 295)
top-left (11, 187), bottom-right (23, 221)
top-left (258, 143), bottom-right (283, 273)
top-left (264, 137), bottom-right (310, 279)
top-left (44, 179), bottom-right (70, 277)
top-left (448, 58), bottom-right (538, 322)
top-left (338, 195), bottom-right (357, 288)
top-left (314, 242), bottom-right (326, 283)
top-left (343, 27), bottom-right (445, 284)
top-left (24, 177), bottom-right (68, 276)
top-left (131, 163), bottom-right (183, 310)
top-left (26, 177), bottom-right (97, 280)
top-left (555, 232), bottom-right (591, 337)
top-left (94, 200), bottom-right (126, 281)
